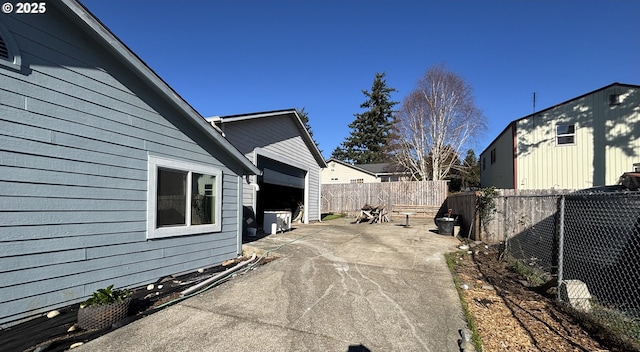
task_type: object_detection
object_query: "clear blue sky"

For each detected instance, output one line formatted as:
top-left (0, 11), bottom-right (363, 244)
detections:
top-left (81, 0), bottom-right (639, 159)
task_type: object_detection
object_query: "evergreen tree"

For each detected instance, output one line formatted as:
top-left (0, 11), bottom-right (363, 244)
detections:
top-left (461, 149), bottom-right (481, 189)
top-left (331, 72), bottom-right (398, 164)
top-left (296, 107), bottom-right (321, 153)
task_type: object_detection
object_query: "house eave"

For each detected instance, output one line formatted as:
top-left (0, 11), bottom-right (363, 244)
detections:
top-left (57, 0), bottom-right (260, 176)
top-left (209, 109), bottom-right (327, 168)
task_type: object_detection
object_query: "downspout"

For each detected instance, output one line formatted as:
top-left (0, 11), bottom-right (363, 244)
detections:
top-left (237, 174), bottom-right (242, 255)
top-left (512, 122), bottom-right (518, 189)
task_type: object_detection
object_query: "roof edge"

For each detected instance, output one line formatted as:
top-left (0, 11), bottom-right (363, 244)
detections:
top-left (480, 82), bottom-right (640, 156)
top-left (325, 158), bottom-right (377, 177)
top-left (58, 0), bottom-right (260, 175)
top-left (210, 109), bottom-right (327, 168)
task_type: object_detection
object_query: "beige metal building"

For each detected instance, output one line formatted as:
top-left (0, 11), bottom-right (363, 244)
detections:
top-left (481, 83), bottom-right (640, 189)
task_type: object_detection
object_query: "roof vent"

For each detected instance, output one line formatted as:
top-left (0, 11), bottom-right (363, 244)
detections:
top-left (0, 35), bottom-right (9, 60)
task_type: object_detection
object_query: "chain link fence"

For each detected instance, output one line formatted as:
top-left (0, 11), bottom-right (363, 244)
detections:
top-left (504, 192), bottom-right (640, 346)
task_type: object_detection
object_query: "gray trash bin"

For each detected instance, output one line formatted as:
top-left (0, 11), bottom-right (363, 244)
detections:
top-left (436, 217), bottom-right (456, 235)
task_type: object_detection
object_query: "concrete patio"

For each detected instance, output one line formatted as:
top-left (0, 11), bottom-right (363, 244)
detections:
top-left (76, 217), bottom-right (467, 351)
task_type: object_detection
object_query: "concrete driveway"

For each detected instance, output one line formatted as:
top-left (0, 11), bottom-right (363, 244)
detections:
top-left (76, 217), bottom-right (467, 351)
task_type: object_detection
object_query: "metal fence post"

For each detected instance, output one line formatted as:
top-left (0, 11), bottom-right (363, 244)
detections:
top-left (557, 195), bottom-right (565, 302)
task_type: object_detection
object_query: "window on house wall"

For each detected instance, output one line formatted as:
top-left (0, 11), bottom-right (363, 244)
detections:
top-left (331, 177), bottom-right (338, 181)
top-left (556, 124), bottom-right (576, 145)
top-left (490, 149), bottom-right (496, 164)
top-left (482, 157), bottom-right (486, 170)
top-left (148, 156), bottom-right (222, 239)
top-left (350, 178), bottom-right (364, 184)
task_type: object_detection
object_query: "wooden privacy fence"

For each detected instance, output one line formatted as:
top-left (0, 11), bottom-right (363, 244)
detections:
top-left (321, 181), bottom-right (448, 214)
top-left (445, 189), bottom-right (576, 243)
top-left (444, 191), bottom-right (477, 239)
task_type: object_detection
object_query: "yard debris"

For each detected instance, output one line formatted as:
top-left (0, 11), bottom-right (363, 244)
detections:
top-left (353, 204), bottom-right (390, 224)
top-left (458, 328), bottom-right (476, 352)
top-left (221, 259), bottom-right (236, 267)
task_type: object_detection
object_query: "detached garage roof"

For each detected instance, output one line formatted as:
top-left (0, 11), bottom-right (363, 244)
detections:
top-left (59, 0), bottom-right (260, 175)
top-left (208, 109), bottom-right (327, 168)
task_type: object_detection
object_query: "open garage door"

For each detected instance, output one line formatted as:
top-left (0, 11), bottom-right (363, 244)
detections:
top-left (259, 157), bottom-right (305, 188)
top-left (257, 156), bottom-right (306, 226)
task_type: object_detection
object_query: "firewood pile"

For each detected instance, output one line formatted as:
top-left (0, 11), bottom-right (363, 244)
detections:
top-left (354, 204), bottom-right (390, 224)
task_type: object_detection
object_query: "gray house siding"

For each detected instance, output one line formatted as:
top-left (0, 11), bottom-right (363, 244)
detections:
top-left (221, 115), bottom-right (322, 222)
top-left (0, 4), bottom-right (247, 326)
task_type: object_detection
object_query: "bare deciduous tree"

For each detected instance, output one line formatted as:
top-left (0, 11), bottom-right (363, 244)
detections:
top-left (391, 64), bottom-right (485, 181)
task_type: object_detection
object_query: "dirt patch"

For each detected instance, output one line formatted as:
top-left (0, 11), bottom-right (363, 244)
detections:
top-left (450, 244), bottom-right (634, 352)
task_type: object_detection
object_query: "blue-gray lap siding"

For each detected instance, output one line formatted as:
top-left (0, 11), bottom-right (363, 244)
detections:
top-left (221, 116), bottom-right (322, 222)
top-left (0, 7), bottom-right (243, 325)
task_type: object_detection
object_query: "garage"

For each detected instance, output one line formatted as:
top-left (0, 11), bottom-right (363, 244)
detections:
top-left (256, 156), bottom-right (306, 227)
top-left (206, 109), bottom-right (326, 235)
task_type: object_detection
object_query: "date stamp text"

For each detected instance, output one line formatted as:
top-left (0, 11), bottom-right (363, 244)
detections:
top-left (2, 2), bottom-right (47, 14)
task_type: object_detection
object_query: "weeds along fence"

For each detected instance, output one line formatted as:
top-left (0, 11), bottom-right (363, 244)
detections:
top-left (501, 191), bottom-right (640, 348)
top-left (321, 181), bottom-right (448, 214)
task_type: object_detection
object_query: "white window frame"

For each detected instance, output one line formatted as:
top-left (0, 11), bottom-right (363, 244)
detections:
top-left (556, 124), bottom-right (576, 146)
top-left (147, 155), bottom-right (222, 239)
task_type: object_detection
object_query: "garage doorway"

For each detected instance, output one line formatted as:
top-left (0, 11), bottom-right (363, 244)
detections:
top-left (256, 156), bottom-right (306, 226)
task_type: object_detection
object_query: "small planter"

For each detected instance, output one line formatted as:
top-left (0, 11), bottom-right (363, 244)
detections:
top-left (77, 297), bottom-right (132, 330)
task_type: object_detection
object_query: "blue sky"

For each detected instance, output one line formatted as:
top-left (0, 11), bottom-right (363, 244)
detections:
top-left (81, 0), bottom-right (639, 159)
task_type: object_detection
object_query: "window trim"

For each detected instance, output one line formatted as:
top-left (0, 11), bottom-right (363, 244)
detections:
top-left (147, 155), bottom-right (222, 239)
top-left (556, 123), bottom-right (576, 146)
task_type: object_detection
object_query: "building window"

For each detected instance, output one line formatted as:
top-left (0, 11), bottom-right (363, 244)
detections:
top-left (147, 156), bottom-right (222, 239)
top-left (490, 149), bottom-right (496, 164)
top-left (609, 94), bottom-right (621, 106)
top-left (331, 177), bottom-right (338, 181)
top-left (350, 178), bottom-right (364, 184)
top-left (482, 157), bottom-right (486, 170)
top-left (556, 124), bottom-right (576, 145)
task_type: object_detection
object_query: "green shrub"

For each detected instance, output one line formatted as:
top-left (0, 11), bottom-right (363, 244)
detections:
top-left (80, 285), bottom-right (131, 308)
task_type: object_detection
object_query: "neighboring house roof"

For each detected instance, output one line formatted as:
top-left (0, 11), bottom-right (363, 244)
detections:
top-left (326, 158), bottom-right (409, 177)
top-left (208, 109), bottom-right (327, 168)
top-left (59, 0), bottom-right (260, 175)
top-left (481, 82), bottom-right (640, 156)
top-left (357, 163), bottom-right (410, 176)
top-left (326, 158), bottom-right (376, 177)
